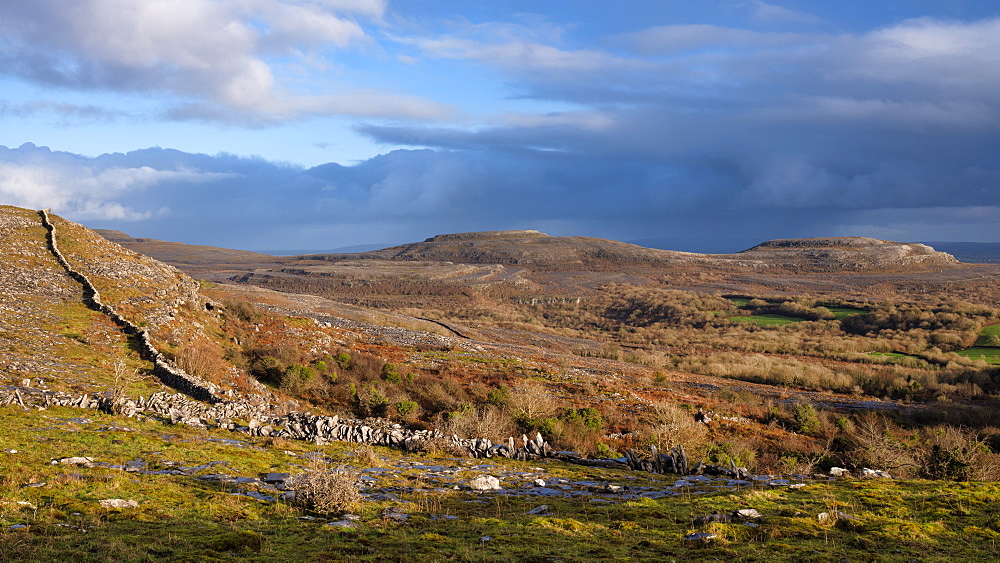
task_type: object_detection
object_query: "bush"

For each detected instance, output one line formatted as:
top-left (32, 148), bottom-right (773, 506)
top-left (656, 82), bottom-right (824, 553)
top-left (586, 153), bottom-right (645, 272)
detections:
top-left (382, 363), bottom-right (401, 384)
top-left (917, 426), bottom-right (1000, 481)
top-left (280, 364), bottom-right (317, 394)
top-left (791, 403), bottom-right (821, 434)
top-left (285, 459), bottom-right (361, 515)
top-left (335, 352), bottom-right (352, 369)
top-left (394, 400), bottom-right (419, 420)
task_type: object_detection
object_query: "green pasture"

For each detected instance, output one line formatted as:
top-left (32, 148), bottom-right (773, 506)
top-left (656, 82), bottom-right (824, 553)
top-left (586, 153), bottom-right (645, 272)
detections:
top-left (826, 306), bottom-right (866, 320)
top-left (974, 324), bottom-right (1000, 347)
top-left (729, 314), bottom-right (802, 327)
top-left (955, 347), bottom-right (1000, 365)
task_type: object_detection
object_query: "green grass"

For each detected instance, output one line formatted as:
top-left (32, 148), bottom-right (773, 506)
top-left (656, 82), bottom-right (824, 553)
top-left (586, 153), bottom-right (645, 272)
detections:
top-left (725, 297), bottom-right (751, 307)
top-left (729, 314), bottom-right (802, 326)
top-left (955, 347), bottom-right (1000, 364)
top-left (955, 324), bottom-right (1000, 364)
top-left (826, 306), bottom-right (866, 320)
top-left (5, 404), bottom-right (1000, 561)
top-left (973, 324), bottom-right (1000, 347)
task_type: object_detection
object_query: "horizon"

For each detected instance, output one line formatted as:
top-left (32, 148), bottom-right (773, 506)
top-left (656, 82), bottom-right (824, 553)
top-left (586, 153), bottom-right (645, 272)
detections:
top-left (91, 218), bottom-right (1000, 260)
top-left (1, 1), bottom-right (999, 250)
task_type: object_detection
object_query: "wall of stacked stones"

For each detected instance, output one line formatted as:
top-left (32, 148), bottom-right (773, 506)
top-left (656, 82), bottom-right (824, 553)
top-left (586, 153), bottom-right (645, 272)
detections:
top-left (38, 209), bottom-right (220, 403)
top-left (0, 384), bottom-right (750, 479)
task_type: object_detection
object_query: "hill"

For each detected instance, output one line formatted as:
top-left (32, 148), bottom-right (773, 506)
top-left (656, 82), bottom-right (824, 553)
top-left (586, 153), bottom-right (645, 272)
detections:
top-left (296, 231), bottom-right (960, 273)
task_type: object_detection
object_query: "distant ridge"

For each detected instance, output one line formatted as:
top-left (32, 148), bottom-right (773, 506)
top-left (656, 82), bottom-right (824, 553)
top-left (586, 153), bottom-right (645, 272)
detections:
top-left (424, 230), bottom-right (548, 242)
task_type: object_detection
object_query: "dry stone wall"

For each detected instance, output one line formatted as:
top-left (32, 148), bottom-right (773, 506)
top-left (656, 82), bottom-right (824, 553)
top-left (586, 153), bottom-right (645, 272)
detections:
top-left (0, 382), bottom-right (749, 478)
top-left (39, 209), bottom-right (221, 403)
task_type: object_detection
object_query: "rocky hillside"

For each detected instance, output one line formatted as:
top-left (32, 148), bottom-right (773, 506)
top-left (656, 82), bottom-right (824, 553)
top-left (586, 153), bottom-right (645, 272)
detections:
top-left (0, 206), bottom-right (272, 400)
top-left (731, 237), bottom-right (960, 272)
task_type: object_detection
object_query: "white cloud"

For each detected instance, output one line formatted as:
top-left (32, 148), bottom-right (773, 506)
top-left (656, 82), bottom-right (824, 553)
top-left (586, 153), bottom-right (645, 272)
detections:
top-left (838, 17), bottom-right (1000, 92)
top-left (0, 0), bottom-right (440, 122)
top-left (400, 20), bottom-right (646, 77)
top-left (0, 157), bottom-right (226, 221)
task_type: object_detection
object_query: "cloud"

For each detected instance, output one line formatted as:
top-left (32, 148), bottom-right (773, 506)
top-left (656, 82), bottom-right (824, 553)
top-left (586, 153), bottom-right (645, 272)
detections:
top-left (749, 1), bottom-right (822, 25)
top-left (0, 144), bottom-right (228, 221)
top-left (0, 0), bottom-right (442, 123)
top-left (1, 142), bottom-right (997, 253)
top-left (0, 100), bottom-right (127, 123)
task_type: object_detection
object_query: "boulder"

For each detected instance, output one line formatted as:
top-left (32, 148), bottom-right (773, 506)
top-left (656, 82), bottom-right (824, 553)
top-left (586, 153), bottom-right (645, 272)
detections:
top-left (469, 475), bottom-right (502, 491)
top-left (52, 457), bottom-right (95, 468)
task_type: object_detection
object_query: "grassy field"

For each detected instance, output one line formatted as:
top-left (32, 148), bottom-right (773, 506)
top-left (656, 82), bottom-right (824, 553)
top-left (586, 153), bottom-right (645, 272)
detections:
top-left (729, 314), bottom-right (803, 326)
top-left (956, 347), bottom-right (1000, 364)
top-left (4, 405), bottom-right (1000, 561)
top-left (974, 324), bottom-right (1000, 346)
top-left (955, 324), bottom-right (1000, 364)
top-left (826, 306), bottom-right (866, 320)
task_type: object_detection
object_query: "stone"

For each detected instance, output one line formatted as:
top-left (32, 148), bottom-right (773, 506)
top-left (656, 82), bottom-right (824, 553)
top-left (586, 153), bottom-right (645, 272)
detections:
top-left (860, 468), bottom-right (891, 479)
top-left (733, 508), bottom-right (762, 520)
top-left (817, 511), bottom-right (856, 522)
top-left (263, 472), bottom-right (290, 484)
top-left (829, 467), bottom-right (851, 477)
top-left (99, 499), bottom-right (139, 509)
top-left (469, 475), bottom-right (501, 491)
top-left (525, 505), bottom-right (550, 515)
top-left (52, 456), bottom-right (95, 467)
top-left (683, 532), bottom-right (717, 543)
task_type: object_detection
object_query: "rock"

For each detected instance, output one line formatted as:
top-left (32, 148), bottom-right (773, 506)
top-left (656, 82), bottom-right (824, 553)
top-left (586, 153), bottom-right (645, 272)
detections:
top-left (860, 468), bottom-right (891, 479)
top-left (683, 532), bottom-right (717, 543)
top-left (733, 508), bottom-right (762, 520)
top-left (829, 467), bottom-right (851, 477)
top-left (380, 507), bottom-right (408, 522)
top-left (263, 472), bottom-right (290, 484)
top-left (525, 505), bottom-right (550, 515)
top-left (469, 475), bottom-right (501, 491)
top-left (533, 478), bottom-right (546, 487)
top-left (52, 456), bottom-right (95, 467)
top-left (818, 511), bottom-right (856, 522)
top-left (325, 520), bottom-right (357, 528)
top-left (99, 499), bottom-right (139, 509)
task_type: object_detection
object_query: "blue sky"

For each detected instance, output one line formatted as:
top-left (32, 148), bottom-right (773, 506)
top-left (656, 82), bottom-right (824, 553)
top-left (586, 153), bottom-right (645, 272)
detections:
top-left (1, 1), bottom-right (999, 253)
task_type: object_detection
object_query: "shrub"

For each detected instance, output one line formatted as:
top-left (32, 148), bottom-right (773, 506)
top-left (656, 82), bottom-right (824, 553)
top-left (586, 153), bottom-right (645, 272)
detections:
top-left (285, 459), bottom-right (361, 515)
top-left (335, 352), bottom-right (352, 369)
top-left (280, 364), bottom-right (317, 394)
top-left (917, 425), bottom-right (1000, 481)
top-left (382, 363), bottom-right (401, 384)
top-left (176, 339), bottom-right (226, 380)
top-left (791, 403), bottom-right (821, 434)
top-left (394, 400), bottom-right (419, 420)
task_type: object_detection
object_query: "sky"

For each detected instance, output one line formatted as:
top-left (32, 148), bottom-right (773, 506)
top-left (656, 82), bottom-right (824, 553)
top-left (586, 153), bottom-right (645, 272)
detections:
top-left (1, 1), bottom-right (999, 253)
